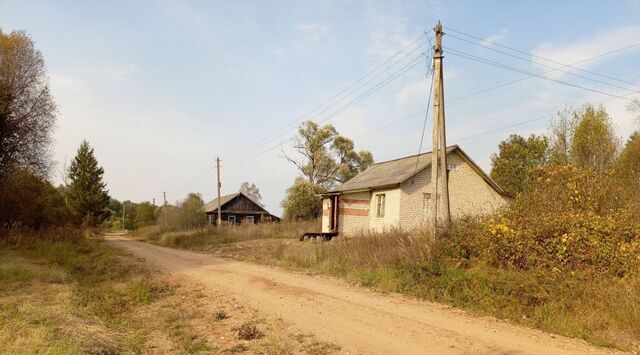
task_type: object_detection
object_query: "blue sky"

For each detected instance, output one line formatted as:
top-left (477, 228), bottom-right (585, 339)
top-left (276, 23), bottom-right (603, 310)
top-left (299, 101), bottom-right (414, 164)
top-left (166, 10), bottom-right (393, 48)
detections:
top-left (2, 0), bottom-right (639, 213)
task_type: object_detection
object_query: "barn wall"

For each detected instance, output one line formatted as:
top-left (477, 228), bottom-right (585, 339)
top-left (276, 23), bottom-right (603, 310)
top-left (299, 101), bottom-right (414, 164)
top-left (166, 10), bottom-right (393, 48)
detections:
top-left (223, 195), bottom-right (265, 213)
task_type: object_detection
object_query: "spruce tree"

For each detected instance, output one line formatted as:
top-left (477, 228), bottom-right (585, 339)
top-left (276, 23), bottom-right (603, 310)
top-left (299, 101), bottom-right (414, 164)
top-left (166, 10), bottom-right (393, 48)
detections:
top-left (66, 140), bottom-right (110, 226)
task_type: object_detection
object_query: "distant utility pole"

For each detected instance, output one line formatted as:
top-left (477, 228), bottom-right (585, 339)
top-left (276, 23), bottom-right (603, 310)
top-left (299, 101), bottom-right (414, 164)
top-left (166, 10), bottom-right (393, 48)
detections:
top-left (163, 191), bottom-right (168, 227)
top-left (216, 157), bottom-right (222, 227)
top-left (122, 203), bottom-right (126, 231)
top-left (431, 21), bottom-right (451, 238)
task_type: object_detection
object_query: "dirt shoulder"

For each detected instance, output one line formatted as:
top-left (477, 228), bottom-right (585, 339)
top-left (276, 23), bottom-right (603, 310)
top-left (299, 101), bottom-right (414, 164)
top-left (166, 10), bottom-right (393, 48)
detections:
top-left (0, 234), bottom-right (334, 354)
top-left (107, 233), bottom-right (621, 354)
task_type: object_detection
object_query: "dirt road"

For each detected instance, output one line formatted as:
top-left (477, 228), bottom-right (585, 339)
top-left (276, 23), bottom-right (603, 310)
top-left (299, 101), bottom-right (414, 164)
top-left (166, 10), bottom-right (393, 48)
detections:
top-left (105, 234), bottom-right (616, 354)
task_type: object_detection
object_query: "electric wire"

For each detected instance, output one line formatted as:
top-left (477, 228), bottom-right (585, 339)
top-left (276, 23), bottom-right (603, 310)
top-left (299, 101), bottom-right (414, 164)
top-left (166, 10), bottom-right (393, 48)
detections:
top-left (445, 32), bottom-right (639, 94)
top-left (444, 26), bottom-right (640, 87)
top-left (233, 34), bottom-right (429, 156)
top-left (445, 47), bottom-right (638, 102)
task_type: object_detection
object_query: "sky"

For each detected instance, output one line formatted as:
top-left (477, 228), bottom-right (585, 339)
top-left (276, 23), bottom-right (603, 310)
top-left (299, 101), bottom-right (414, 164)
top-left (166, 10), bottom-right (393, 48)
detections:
top-left (1, 0), bottom-right (639, 214)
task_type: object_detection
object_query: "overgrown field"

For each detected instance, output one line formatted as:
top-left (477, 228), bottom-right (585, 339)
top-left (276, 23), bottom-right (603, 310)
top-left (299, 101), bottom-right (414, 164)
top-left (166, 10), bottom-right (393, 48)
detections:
top-left (0, 228), bottom-right (336, 354)
top-left (134, 166), bottom-right (640, 352)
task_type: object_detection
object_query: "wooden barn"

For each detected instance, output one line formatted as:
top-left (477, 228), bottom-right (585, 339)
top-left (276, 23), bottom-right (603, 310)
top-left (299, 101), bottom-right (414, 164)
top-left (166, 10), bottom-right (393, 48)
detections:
top-left (204, 192), bottom-right (279, 225)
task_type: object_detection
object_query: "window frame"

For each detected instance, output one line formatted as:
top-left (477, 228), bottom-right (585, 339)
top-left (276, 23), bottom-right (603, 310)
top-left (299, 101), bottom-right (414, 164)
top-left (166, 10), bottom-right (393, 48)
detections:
top-left (245, 215), bottom-right (255, 224)
top-left (375, 194), bottom-right (386, 218)
top-left (227, 215), bottom-right (236, 224)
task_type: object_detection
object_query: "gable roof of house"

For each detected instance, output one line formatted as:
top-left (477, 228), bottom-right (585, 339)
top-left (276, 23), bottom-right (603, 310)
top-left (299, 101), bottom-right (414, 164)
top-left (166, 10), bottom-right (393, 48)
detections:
top-left (326, 145), bottom-right (511, 197)
top-left (204, 193), bottom-right (240, 213)
top-left (204, 192), bottom-right (278, 217)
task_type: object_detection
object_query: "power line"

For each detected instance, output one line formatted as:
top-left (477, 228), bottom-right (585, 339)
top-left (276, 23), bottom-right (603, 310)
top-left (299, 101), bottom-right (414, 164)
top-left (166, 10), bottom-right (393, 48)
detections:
top-left (233, 34), bottom-right (429, 156)
top-left (413, 68), bottom-right (435, 176)
top-left (450, 90), bottom-right (639, 143)
top-left (179, 36), bottom-right (431, 187)
top-left (444, 26), bottom-right (640, 87)
top-left (223, 54), bottom-right (428, 167)
top-left (445, 47), bottom-right (638, 102)
top-left (445, 32), bottom-right (639, 94)
top-left (445, 42), bottom-right (640, 104)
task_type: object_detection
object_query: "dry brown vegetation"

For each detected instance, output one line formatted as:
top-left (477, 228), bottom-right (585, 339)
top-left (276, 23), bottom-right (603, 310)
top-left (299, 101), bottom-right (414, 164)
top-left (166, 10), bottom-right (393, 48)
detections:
top-left (135, 166), bottom-right (640, 352)
top-left (0, 228), bottom-right (338, 354)
top-left (132, 219), bottom-right (317, 250)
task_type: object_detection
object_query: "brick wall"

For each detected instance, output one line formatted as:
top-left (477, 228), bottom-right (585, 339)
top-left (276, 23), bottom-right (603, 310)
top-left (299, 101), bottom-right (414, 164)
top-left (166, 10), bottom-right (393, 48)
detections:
top-left (337, 191), bottom-right (370, 236)
top-left (399, 151), bottom-right (509, 230)
top-left (368, 187), bottom-right (402, 233)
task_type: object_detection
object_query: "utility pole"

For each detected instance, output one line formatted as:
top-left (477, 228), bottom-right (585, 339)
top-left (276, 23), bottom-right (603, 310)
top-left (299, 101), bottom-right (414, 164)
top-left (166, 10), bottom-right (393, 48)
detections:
top-left (216, 156), bottom-right (222, 227)
top-left (122, 203), bottom-right (126, 231)
top-left (431, 21), bottom-right (451, 238)
top-left (163, 191), bottom-right (168, 227)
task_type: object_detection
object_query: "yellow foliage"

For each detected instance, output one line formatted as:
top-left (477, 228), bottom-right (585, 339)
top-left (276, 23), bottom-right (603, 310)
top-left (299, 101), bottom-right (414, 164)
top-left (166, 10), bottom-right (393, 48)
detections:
top-left (478, 165), bottom-right (640, 276)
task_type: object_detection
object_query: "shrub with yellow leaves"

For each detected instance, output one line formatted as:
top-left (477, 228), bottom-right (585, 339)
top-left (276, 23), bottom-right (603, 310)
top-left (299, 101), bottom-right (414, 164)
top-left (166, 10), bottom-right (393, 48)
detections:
top-left (480, 165), bottom-right (640, 276)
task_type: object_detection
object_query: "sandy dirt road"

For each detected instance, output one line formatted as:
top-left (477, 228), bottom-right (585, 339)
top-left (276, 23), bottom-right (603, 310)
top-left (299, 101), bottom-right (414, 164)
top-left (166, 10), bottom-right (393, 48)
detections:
top-left (105, 234), bottom-right (616, 354)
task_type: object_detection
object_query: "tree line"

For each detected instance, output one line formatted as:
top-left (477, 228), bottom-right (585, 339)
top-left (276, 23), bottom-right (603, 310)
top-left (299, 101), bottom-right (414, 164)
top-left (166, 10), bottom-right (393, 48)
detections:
top-left (0, 30), bottom-right (112, 229)
top-left (490, 103), bottom-right (640, 196)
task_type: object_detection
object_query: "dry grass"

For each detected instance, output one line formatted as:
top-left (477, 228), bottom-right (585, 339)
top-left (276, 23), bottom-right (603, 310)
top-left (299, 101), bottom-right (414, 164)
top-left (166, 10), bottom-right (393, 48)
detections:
top-left (0, 228), bottom-right (342, 354)
top-left (0, 232), bottom-right (214, 354)
top-left (132, 219), bottom-right (318, 249)
top-left (142, 223), bottom-right (640, 352)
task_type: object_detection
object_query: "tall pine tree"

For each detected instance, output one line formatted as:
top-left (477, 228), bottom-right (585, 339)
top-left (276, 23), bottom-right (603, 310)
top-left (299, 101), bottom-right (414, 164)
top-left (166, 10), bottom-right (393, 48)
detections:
top-left (66, 140), bottom-right (110, 226)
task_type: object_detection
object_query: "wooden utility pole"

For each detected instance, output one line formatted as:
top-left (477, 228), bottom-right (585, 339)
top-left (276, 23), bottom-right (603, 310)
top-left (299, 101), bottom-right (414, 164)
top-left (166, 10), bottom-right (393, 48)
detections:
top-left (431, 21), bottom-right (451, 238)
top-left (163, 191), bottom-right (168, 227)
top-left (216, 157), bottom-right (222, 227)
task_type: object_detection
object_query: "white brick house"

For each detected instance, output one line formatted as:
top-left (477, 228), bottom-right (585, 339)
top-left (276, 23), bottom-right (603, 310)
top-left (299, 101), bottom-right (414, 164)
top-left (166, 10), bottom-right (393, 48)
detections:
top-left (320, 145), bottom-right (512, 236)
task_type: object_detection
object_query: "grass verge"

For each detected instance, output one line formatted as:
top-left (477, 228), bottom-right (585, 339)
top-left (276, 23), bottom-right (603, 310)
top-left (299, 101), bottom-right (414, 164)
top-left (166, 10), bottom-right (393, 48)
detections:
top-left (0, 228), bottom-right (340, 354)
top-left (136, 224), bottom-right (640, 352)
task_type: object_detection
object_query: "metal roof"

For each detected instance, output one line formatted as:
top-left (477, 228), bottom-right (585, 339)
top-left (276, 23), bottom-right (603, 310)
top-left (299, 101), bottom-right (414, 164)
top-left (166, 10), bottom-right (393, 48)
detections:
top-left (326, 145), bottom-right (510, 197)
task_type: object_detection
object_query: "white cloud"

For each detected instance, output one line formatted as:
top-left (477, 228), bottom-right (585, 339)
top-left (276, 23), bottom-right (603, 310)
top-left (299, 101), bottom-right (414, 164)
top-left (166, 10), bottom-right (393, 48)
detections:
top-left (484, 28), bottom-right (509, 44)
top-left (532, 26), bottom-right (640, 77)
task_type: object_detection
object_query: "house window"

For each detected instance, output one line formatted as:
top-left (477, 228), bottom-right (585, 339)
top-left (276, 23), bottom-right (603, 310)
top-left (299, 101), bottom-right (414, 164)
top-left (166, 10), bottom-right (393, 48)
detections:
top-left (375, 194), bottom-right (385, 218)
top-left (227, 215), bottom-right (236, 224)
top-left (245, 216), bottom-right (255, 224)
top-left (423, 193), bottom-right (431, 211)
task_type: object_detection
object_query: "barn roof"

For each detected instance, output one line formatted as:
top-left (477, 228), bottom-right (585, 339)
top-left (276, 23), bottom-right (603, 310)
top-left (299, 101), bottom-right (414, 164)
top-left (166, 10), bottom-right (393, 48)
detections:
top-left (204, 193), bottom-right (240, 213)
top-left (326, 145), bottom-right (510, 197)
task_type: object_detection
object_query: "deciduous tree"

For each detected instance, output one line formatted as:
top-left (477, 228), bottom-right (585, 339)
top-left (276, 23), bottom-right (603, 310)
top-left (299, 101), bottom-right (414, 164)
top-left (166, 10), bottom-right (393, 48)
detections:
top-left (239, 182), bottom-right (263, 206)
top-left (134, 202), bottom-right (156, 228)
top-left (0, 30), bottom-right (56, 180)
top-left (178, 193), bottom-right (207, 229)
top-left (281, 177), bottom-right (324, 220)
top-left (616, 132), bottom-right (640, 185)
top-left (570, 104), bottom-right (619, 172)
top-left (490, 134), bottom-right (549, 195)
top-left (283, 121), bottom-right (373, 189)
